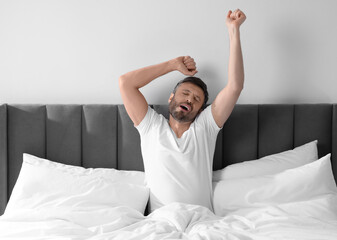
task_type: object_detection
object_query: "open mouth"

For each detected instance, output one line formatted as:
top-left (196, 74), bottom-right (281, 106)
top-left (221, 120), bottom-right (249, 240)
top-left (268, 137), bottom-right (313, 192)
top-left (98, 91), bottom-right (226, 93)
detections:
top-left (179, 104), bottom-right (190, 112)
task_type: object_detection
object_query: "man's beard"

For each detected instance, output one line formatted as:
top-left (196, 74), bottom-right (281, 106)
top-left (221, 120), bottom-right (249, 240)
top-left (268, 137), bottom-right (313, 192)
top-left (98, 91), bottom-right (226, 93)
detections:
top-left (168, 97), bottom-right (198, 123)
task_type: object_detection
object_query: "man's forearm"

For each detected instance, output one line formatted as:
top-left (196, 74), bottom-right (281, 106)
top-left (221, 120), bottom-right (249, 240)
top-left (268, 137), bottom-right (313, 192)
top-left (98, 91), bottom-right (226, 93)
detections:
top-left (228, 28), bottom-right (244, 91)
top-left (119, 59), bottom-right (177, 89)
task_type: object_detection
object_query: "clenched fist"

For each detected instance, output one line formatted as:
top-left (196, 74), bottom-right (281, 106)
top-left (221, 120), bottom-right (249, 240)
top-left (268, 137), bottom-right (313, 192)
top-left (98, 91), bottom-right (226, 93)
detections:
top-left (174, 56), bottom-right (198, 76)
top-left (226, 9), bottom-right (246, 29)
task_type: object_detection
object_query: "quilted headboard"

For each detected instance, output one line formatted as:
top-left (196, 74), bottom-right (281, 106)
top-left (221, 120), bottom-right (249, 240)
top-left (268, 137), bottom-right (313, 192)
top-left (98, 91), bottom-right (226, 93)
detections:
top-left (1, 103), bottom-right (337, 215)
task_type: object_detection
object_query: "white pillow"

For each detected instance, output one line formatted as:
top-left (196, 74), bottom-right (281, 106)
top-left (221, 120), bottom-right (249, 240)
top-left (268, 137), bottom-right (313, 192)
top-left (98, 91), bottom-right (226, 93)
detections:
top-left (5, 153), bottom-right (149, 215)
top-left (22, 153), bottom-right (146, 185)
top-left (213, 140), bottom-right (318, 181)
top-left (213, 154), bottom-right (337, 216)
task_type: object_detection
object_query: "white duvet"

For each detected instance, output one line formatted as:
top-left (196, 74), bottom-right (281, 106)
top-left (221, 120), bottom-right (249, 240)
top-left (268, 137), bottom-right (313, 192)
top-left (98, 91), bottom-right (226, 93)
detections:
top-left (1, 193), bottom-right (337, 240)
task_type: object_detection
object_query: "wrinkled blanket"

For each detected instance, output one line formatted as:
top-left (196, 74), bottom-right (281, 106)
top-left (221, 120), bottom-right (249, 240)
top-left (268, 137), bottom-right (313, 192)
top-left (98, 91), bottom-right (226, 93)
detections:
top-left (1, 194), bottom-right (337, 240)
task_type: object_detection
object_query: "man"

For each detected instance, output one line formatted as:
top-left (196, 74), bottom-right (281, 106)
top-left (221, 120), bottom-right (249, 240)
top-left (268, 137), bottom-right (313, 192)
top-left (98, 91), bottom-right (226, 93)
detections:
top-left (119, 9), bottom-right (246, 213)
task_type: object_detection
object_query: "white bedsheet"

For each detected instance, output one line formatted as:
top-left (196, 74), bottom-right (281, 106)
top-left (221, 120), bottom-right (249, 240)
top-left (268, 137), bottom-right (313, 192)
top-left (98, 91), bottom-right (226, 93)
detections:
top-left (1, 193), bottom-right (337, 240)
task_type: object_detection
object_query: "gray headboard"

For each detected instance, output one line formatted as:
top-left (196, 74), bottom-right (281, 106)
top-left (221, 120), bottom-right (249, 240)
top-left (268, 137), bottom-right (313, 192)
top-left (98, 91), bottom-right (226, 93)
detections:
top-left (1, 103), bottom-right (337, 215)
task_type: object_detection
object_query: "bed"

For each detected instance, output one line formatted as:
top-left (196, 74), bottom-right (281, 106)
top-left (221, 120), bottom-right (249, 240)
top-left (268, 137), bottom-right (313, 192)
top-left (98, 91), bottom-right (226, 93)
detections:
top-left (0, 103), bottom-right (337, 239)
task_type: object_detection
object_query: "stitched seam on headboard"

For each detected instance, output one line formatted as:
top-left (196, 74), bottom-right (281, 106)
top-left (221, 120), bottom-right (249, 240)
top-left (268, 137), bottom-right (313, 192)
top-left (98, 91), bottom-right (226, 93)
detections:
top-left (331, 105), bottom-right (334, 164)
top-left (257, 104), bottom-right (260, 159)
top-left (220, 104), bottom-right (224, 168)
top-left (293, 104), bottom-right (295, 149)
top-left (45, 105), bottom-right (47, 159)
top-left (80, 105), bottom-right (83, 167)
top-left (327, 104), bottom-right (335, 184)
top-left (116, 106), bottom-right (119, 169)
top-left (5, 104), bottom-right (8, 204)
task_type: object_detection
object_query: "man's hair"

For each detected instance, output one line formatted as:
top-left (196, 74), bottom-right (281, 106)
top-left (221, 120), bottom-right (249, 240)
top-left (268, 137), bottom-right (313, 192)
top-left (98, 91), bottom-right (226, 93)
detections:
top-left (172, 76), bottom-right (209, 110)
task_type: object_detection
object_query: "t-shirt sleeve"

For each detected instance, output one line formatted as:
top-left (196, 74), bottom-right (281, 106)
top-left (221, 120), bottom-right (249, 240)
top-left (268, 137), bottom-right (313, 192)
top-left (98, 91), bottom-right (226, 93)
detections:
top-left (195, 104), bottom-right (223, 136)
top-left (134, 106), bottom-right (160, 135)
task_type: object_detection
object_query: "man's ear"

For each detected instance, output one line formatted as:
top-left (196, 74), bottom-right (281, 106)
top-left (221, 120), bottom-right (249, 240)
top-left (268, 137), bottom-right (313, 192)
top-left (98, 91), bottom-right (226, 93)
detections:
top-left (168, 93), bottom-right (174, 103)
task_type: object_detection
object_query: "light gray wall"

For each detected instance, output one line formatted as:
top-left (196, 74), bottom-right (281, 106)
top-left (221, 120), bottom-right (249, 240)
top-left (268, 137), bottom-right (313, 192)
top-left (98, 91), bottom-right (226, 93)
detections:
top-left (0, 0), bottom-right (336, 104)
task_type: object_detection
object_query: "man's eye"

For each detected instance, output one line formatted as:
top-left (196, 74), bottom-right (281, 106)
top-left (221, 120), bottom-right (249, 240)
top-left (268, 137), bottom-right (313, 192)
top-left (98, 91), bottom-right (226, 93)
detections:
top-left (183, 93), bottom-right (188, 95)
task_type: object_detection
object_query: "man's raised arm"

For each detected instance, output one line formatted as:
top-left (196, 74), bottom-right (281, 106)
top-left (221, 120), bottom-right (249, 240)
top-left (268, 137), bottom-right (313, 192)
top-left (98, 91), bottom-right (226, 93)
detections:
top-left (119, 56), bottom-right (198, 126)
top-left (211, 9), bottom-right (247, 129)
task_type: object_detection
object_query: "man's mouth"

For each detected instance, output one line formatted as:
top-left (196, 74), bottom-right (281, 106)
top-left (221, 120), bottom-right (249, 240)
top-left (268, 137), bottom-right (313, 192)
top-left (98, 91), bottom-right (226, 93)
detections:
top-left (179, 104), bottom-right (191, 112)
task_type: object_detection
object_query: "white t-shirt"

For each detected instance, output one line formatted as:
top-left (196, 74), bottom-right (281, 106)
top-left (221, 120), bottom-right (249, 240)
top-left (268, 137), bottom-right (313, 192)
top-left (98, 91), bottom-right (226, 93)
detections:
top-left (135, 104), bottom-right (222, 213)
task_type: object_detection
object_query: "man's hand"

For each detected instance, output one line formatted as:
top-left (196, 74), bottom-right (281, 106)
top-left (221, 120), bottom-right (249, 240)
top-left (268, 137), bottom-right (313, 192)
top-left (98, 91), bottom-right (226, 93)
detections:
top-left (226, 9), bottom-right (246, 29)
top-left (174, 56), bottom-right (198, 76)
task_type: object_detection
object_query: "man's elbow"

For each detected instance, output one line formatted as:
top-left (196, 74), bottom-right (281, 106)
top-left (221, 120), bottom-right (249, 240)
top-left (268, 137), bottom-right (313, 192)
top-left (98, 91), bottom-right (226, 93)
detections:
top-left (119, 75), bottom-right (139, 90)
top-left (118, 75), bottom-right (128, 89)
top-left (236, 84), bottom-right (244, 92)
top-left (118, 75), bottom-right (124, 83)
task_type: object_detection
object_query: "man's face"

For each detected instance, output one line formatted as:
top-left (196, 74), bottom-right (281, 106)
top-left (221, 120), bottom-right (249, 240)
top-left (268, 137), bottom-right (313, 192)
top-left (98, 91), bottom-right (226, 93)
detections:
top-left (168, 82), bottom-right (205, 123)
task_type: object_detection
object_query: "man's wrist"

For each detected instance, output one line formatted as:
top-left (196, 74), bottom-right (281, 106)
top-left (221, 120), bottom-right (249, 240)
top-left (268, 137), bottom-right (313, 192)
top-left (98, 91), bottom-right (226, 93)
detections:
top-left (167, 58), bottom-right (178, 72)
top-left (228, 27), bottom-right (241, 40)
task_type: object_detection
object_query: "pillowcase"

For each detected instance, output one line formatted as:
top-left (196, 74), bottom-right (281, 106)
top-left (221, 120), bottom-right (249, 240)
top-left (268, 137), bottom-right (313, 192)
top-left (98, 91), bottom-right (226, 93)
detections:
top-left (213, 154), bottom-right (337, 216)
top-left (22, 153), bottom-right (146, 186)
top-left (5, 153), bottom-right (149, 215)
top-left (213, 140), bottom-right (318, 181)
